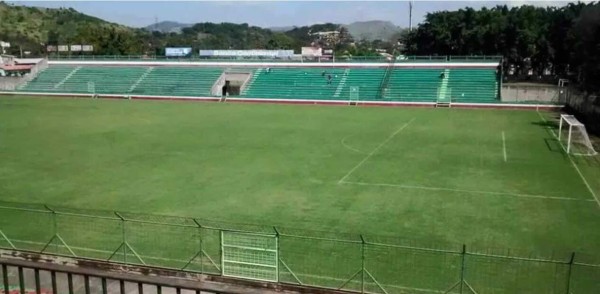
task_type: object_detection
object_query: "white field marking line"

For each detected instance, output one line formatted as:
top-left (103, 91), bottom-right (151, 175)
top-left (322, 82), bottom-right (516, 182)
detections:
top-left (7, 239), bottom-right (442, 293)
top-left (340, 134), bottom-right (365, 154)
top-left (342, 181), bottom-right (595, 202)
top-left (536, 111), bottom-right (600, 208)
top-left (502, 131), bottom-right (507, 162)
top-left (338, 118), bottom-right (416, 184)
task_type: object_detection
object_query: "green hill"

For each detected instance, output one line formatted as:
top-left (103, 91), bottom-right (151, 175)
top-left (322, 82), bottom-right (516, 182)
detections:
top-left (0, 2), bottom-right (397, 56)
top-left (0, 2), bottom-right (148, 56)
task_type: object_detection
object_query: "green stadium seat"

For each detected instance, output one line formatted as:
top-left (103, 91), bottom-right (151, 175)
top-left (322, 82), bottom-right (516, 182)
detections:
top-left (383, 69), bottom-right (443, 102)
top-left (131, 67), bottom-right (223, 97)
top-left (448, 69), bottom-right (499, 102)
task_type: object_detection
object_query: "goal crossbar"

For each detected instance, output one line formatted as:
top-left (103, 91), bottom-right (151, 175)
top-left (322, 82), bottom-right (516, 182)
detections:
top-left (558, 114), bottom-right (597, 156)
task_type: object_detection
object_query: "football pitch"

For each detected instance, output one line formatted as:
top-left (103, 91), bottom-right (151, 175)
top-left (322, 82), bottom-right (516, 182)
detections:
top-left (1, 96), bottom-right (599, 291)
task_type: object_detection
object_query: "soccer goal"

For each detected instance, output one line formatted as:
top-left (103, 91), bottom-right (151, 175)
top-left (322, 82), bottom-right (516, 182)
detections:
top-left (558, 114), bottom-right (598, 156)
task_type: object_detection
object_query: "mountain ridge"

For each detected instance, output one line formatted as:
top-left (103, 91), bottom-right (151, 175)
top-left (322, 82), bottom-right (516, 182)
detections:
top-left (145, 20), bottom-right (403, 41)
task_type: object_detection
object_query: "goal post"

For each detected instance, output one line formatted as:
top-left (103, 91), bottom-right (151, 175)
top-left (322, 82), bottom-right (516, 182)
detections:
top-left (558, 114), bottom-right (597, 156)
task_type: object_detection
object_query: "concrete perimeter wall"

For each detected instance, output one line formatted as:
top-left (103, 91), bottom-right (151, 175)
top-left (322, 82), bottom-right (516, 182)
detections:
top-left (501, 83), bottom-right (561, 104)
top-left (565, 88), bottom-right (600, 135)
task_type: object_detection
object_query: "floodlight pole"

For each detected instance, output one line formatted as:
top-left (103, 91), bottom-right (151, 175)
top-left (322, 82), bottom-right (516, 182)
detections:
top-left (409, 1), bottom-right (413, 32)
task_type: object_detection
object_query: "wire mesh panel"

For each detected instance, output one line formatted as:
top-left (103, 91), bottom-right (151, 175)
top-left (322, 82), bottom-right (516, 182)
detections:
top-left (120, 213), bottom-right (199, 269)
top-left (0, 204), bottom-right (53, 252)
top-left (571, 263), bottom-right (600, 294)
top-left (187, 227), bottom-right (221, 275)
top-left (465, 252), bottom-right (569, 293)
top-left (54, 211), bottom-right (122, 259)
top-left (364, 238), bottom-right (462, 294)
top-left (278, 230), bottom-right (362, 291)
top-left (571, 253), bottom-right (600, 294)
top-left (221, 231), bottom-right (277, 282)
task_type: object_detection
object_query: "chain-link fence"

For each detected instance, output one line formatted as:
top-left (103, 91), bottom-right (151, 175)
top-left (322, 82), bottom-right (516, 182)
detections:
top-left (565, 87), bottom-right (600, 136)
top-left (0, 200), bottom-right (598, 294)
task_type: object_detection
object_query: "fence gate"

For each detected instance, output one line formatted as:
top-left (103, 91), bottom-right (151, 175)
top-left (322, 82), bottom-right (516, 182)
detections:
top-left (87, 82), bottom-right (95, 94)
top-left (349, 86), bottom-right (359, 105)
top-left (221, 231), bottom-right (278, 282)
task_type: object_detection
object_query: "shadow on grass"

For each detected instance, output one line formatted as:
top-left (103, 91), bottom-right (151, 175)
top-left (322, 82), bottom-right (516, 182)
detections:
top-left (532, 120), bottom-right (600, 165)
top-left (532, 120), bottom-right (566, 155)
top-left (531, 120), bottom-right (559, 129)
top-left (543, 138), bottom-right (565, 155)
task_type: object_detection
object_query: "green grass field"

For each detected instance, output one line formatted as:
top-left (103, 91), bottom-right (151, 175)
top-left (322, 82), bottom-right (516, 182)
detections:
top-left (1, 96), bottom-right (599, 293)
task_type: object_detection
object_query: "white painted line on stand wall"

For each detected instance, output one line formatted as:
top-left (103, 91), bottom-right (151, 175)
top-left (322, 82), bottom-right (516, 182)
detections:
top-left (338, 118), bottom-right (415, 184)
top-left (502, 131), bottom-right (507, 162)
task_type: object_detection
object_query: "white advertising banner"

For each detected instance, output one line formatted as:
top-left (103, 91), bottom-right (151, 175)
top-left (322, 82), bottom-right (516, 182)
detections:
top-left (301, 47), bottom-right (322, 57)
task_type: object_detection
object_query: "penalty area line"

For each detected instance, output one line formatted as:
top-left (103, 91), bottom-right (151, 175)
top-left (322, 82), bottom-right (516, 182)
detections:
top-left (341, 181), bottom-right (594, 202)
top-left (338, 118), bottom-right (415, 184)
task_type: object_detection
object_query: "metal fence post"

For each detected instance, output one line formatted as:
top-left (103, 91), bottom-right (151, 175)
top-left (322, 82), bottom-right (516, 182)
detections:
top-left (84, 275), bottom-right (90, 294)
top-left (46, 205), bottom-right (57, 253)
top-left (273, 226), bottom-right (280, 283)
top-left (101, 277), bottom-right (107, 294)
top-left (219, 230), bottom-right (224, 276)
top-left (565, 252), bottom-right (575, 294)
top-left (2, 264), bottom-right (9, 294)
top-left (67, 272), bottom-right (74, 294)
top-left (34, 268), bottom-right (41, 294)
top-left (192, 219), bottom-right (203, 274)
top-left (51, 271), bottom-right (57, 294)
top-left (460, 244), bottom-right (466, 294)
top-left (115, 212), bottom-right (127, 264)
top-left (18, 266), bottom-right (24, 294)
top-left (360, 235), bottom-right (366, 294)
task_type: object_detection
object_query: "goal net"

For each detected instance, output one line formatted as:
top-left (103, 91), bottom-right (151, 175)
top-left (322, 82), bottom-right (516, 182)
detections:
top-left (558, 114), bottom-right (598, 156)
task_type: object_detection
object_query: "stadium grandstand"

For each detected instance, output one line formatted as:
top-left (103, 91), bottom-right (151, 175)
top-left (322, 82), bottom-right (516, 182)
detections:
top-left (2, 55), bottom-right (510, 107)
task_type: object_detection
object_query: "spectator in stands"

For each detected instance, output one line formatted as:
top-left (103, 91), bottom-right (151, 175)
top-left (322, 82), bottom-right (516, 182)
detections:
top-left (266, 67), bottom-right (271, 74)
top-left (321, 70), bottom-right (326, 77)
top-left (440, 71), bottom-right (445, 79)
top-left (327, 74), bottom-right (332, 85)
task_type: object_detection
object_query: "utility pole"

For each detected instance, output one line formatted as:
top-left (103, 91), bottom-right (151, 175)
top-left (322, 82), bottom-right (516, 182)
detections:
top-left (409, 1), bottom-right (413, 32)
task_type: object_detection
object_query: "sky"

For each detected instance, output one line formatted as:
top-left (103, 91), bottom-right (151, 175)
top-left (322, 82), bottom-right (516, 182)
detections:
top-left (7, 1), bottom-right (578, 28)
